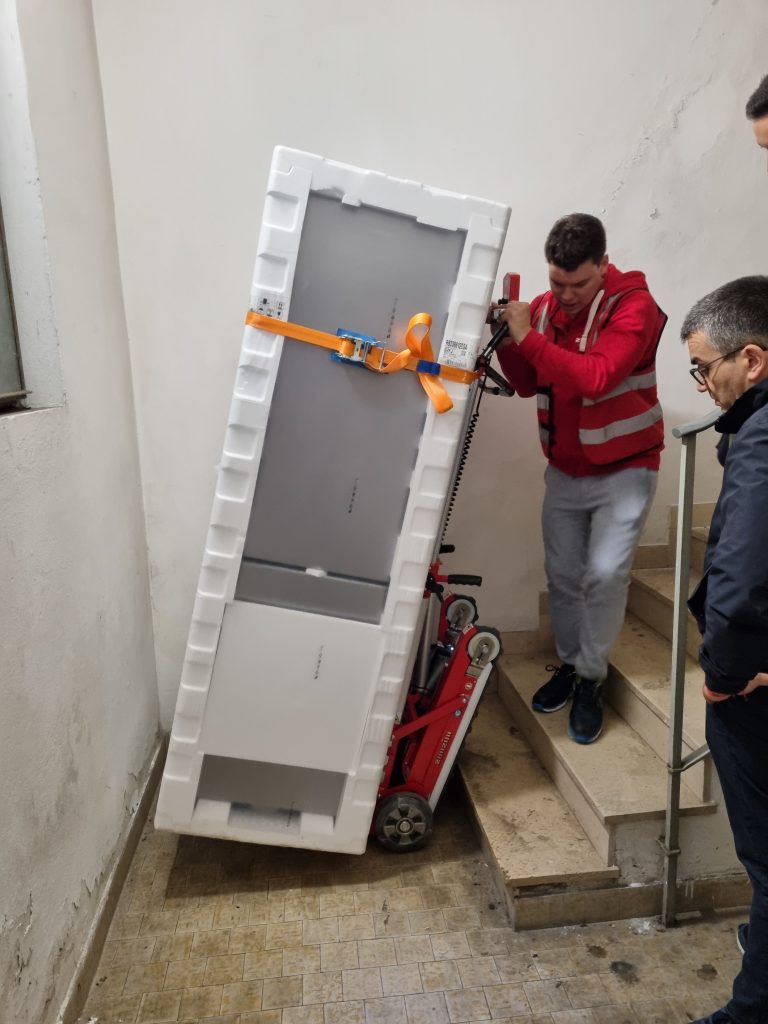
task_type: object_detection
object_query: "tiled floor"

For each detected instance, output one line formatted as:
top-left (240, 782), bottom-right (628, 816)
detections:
top-left (78, 784), bottom-right (743, 1024)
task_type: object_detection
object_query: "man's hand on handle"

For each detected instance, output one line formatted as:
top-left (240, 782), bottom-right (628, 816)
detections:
top-left (486, 301), bottom-right (533, 347)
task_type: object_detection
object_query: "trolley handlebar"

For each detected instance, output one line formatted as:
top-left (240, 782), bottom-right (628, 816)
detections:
top-left (475, 271), bottom-right (520, 375)
top-left (446, 574), bottom-right (483, 587)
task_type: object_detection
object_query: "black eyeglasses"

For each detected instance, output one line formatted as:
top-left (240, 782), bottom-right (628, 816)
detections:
top-left (689, 348), bottom-right (743, 386)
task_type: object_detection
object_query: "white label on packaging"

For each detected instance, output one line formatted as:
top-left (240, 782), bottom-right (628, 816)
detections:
top-left (253, 292), bottom-right (286, 319)
top-left (440, 338), bottom-right (471, 370)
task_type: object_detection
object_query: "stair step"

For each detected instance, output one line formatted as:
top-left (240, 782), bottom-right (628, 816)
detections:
top-left (459, 693), bottom-right (617, 889)
top-left (459, 693), bottom-right (633, 928)
top-left (628, 567), bottom-right (701, 660)
top-left (632, 543), bottom-right (671, 570)
top-left (671, 501), bottom-right (716, 531)
top-left (495, 652), bottom-right (714, 869)
top-left (607, 614), bottom-right (711, 800)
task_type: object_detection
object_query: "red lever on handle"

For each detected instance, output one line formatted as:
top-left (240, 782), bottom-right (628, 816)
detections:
top-left (502, 273), bottom-right (520, 302)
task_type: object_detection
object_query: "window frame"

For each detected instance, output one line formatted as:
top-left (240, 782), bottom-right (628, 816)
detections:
top-left (0, 200), bottom-right (26, 408)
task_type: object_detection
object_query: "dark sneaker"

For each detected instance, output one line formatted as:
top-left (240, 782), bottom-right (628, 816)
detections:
top-left (532, 663), bottom-right (575, 713)
top-left (737, 922), bottom-right (748, 955)
top-left (689, 1009), bottom-right (735, 1023)
top-left (568, 676), bottom-right (603, 744)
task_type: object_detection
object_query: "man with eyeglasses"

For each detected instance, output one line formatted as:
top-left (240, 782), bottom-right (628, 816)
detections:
top-left (492, 214), bottom-right (667, 745)
top-left (746, 73), bottom-right (768, 157)
top-left (682, 276), bottom-right (768, 1024)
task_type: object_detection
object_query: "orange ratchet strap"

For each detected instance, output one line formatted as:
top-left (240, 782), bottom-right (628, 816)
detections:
top-left (245, 310), bottom-right (479, 414)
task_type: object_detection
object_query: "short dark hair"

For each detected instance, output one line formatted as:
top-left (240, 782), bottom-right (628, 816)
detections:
top-left (544, 214), bottom-right (606, 272)
top-left (680, 276), bottom-right (768, 354)
top-left (746, 74), bottom-right (768, 120)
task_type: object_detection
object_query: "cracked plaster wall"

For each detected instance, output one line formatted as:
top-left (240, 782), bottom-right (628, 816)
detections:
top-left (0, 1), bottom-right (159, 1021)
top-left (90, 0), bottom-right (768, 726)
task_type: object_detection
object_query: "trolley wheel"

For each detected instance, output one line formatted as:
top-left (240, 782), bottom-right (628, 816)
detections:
top-left (374, 793), bottom-right (434, 853)
top-left (445, 595), bottom-right (478, 629)
top-left (466, 627), bottom-right (502, 664)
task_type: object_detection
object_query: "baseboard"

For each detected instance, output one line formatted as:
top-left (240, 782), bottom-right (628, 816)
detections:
top-left (510, 871), bottom-right (751, 930)
top-left (56, 732), bottom-right (167, 1024)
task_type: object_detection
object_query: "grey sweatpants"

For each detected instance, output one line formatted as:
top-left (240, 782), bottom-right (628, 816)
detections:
top-left (542, 464), bottom-right (657, 681)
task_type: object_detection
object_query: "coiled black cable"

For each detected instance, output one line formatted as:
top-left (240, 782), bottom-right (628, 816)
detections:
top-left (441, 381), bottom-right (485, 541)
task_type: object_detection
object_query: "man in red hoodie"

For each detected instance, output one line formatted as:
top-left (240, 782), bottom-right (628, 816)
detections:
top-left (494, 214), bottom-right (666, 744)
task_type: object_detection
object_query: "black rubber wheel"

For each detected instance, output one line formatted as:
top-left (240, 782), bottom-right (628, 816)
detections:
top-left (374, 793), bottom-right (434, 852)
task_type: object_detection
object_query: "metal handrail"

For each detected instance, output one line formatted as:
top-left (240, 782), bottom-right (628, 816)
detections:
top-left (671, 408), bottom-right (720, 439)
top-left (661, 408), bottom-right (718, 926)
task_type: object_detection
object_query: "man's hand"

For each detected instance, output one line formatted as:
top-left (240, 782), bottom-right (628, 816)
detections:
top-left (739, 671), bottom-right (768, 696)
top-left (702, 671), bottom-right (768, 703)
top-left (499, 301), bottom-right (533, 344)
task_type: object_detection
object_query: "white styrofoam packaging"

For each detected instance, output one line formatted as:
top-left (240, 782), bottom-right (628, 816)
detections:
top-left (155, 147), bottom-right (509, 853)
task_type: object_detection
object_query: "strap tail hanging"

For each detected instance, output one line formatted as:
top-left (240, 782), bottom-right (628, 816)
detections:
top-left (375, 313), bottom-right (451, 414)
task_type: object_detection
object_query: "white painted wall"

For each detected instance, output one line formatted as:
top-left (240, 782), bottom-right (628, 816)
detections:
top-left (91, 0), bottom-right (768, 725)
top-left (0, 2), bottom-right (159, 1020)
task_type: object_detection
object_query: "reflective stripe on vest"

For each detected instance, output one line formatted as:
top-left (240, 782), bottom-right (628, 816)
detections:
top-left (579, 404), bottom-right (663, 446)
top-left (578, 289), bottom-right (605, 352)
top-left (584, 293), bottom-right (623, 349)
top-left (537, 392), bottom-right (551, 412)
top-left (582, 370), bottom-right (658, 406)
top-left (536, 292), bottom-right (622, 348)
top-left (537, 302), bottom-right (550, 333)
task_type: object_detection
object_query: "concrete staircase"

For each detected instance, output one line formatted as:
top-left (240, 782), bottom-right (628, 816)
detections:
top-left (458, 503), bottom-right (749, 929)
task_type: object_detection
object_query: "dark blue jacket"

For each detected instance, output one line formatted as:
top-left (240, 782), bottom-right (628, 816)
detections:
top-left (688, 378), bottom-right (768, 694)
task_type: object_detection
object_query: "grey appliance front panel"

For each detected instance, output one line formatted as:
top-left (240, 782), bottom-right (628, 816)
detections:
top-left (236, 560), bottom-right (387, 624)
top-left (236, 192), bottom-right (465, 620)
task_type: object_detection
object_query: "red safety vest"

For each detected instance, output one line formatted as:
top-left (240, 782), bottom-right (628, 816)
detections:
top-left (532, 289), bottom-right (666, 468)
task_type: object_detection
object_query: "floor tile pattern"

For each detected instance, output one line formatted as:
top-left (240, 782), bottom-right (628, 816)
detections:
top-left (78, 786), bottom-right (743, 1024)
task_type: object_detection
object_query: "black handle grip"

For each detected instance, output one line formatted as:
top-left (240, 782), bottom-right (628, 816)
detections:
top-left (439, 543), bottom-right (456, 554)
top-left (487, 320), bottom-right (509, 351)
top-left (475, 320), bottom-right (510, 370)
top-left (446, 574), bottom-right (483, 586)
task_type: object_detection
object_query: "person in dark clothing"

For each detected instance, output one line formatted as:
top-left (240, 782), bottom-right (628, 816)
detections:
top-left (746, 73), bottom-right (768, 156)
top-left (682, 276), bottom-right (768, 1024)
